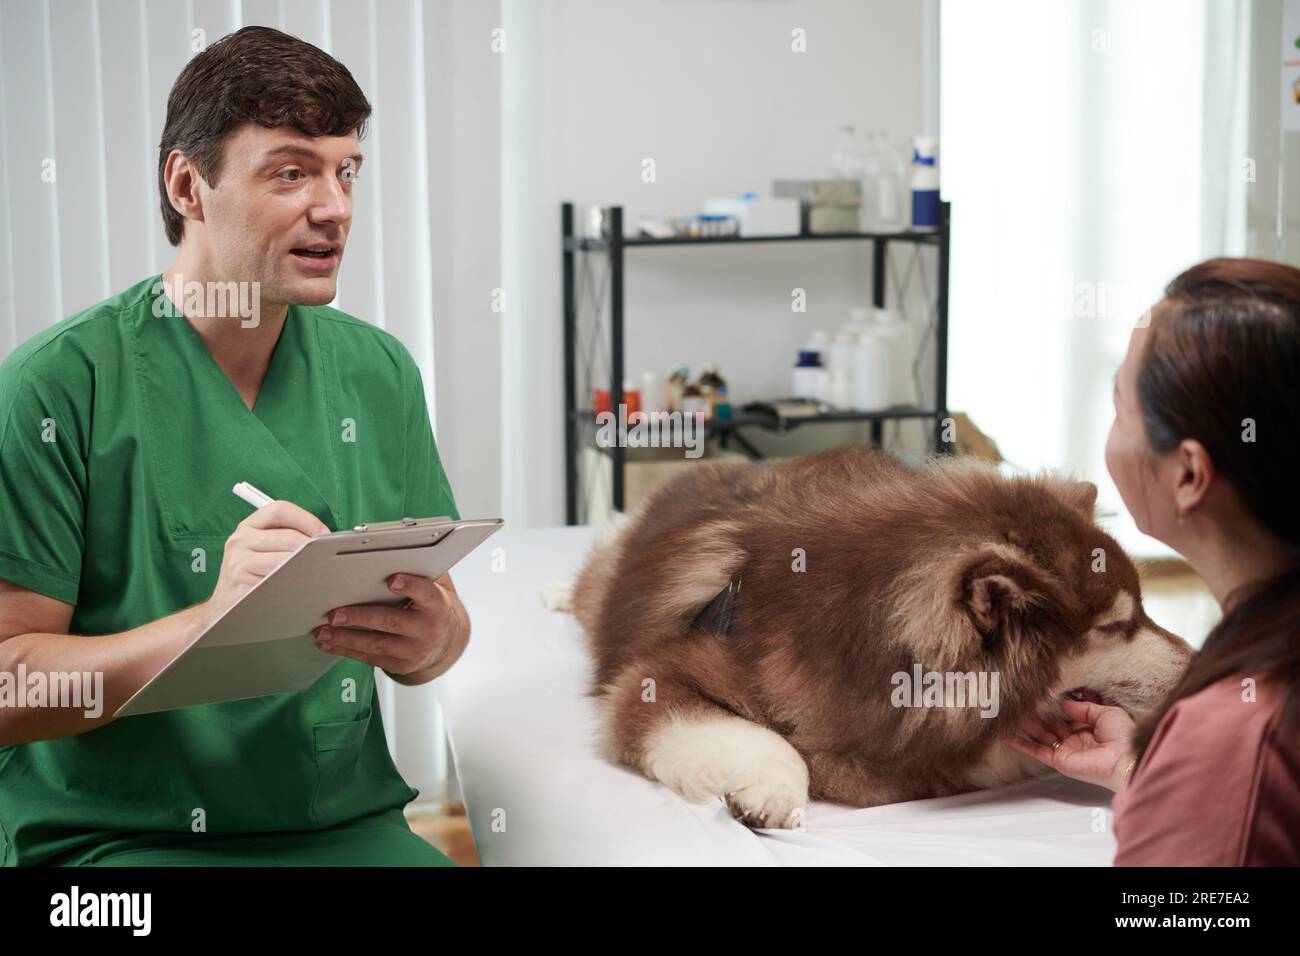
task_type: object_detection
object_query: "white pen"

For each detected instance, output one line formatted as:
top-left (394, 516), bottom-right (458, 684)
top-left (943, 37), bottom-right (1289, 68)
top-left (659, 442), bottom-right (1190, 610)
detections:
top-left (232, 481), bottom-right (274, 509)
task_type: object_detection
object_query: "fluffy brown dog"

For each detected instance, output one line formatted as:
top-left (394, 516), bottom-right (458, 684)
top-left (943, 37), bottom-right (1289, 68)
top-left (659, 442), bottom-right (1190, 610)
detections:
top-left (559, 446), bottom-right (1192, 828)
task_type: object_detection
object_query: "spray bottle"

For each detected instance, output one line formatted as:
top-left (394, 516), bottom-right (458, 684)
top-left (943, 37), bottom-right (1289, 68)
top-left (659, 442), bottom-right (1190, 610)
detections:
top-left (910, 135), bottom-right (940, 231)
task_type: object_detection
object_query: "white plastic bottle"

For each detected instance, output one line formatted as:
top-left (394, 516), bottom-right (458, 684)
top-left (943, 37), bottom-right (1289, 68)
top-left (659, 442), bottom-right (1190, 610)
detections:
top-left (828, 329), bottom-right (856, 375)
top-left (792, 350), bottom-right (828, 401)
top-left (852, 331), bottom-right (893, 412)
top-left (831, 125), bottom-right (869, 230)
top-left (872, 307), bottom-right (914, 406)
top-left (804, 329), bottom-right (831, 369)
top-left (847, 306), bottom-right (873, 339)
top-left (640, 370), bottom-right (668, 414)
top-left (866, 133), bottom-right (904, 231)
top-left (910, 135), bottom-right (940, 231)
top-left (825, 330), bottom-right (857, 409)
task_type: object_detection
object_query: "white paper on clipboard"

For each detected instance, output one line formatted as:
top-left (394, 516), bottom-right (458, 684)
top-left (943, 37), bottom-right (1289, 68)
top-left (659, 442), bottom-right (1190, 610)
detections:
top-left (115, 516), bottom-right (503, 718)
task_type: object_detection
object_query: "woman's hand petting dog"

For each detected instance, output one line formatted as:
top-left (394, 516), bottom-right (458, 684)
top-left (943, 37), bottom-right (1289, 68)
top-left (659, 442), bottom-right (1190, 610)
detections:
top-left (1005, 698), bottom-right (1137, 792)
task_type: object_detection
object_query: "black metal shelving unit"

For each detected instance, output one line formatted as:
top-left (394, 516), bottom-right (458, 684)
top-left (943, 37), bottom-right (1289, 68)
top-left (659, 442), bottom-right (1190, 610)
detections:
top-left (562, 199), bottom-right (952, 525)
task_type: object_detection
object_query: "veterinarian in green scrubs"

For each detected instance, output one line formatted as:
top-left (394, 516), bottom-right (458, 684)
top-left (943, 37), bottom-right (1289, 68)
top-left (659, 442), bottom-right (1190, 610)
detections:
top-left (0, 27), bottom-right (467, 866)
top-left (0, 276), bottom-right (460, 866)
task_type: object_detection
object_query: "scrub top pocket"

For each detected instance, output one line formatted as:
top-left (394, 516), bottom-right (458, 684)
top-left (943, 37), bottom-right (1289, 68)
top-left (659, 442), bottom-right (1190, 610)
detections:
top-left (311, 711), bottom-right (374, 827)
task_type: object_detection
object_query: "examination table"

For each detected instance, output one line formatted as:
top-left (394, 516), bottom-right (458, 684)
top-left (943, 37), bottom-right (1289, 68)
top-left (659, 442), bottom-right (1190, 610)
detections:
top-left (438, 525), bottom-right (1119, 866)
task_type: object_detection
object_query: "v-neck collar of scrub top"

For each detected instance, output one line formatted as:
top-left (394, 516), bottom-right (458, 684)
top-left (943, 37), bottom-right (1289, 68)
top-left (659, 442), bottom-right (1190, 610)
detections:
top-left (133, 275), bottom-right (343, 540)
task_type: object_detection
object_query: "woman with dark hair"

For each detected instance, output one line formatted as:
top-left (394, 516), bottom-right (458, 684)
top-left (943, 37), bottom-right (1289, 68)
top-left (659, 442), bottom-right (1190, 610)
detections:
top-left (1007, 257), bottom-right (1300, 866)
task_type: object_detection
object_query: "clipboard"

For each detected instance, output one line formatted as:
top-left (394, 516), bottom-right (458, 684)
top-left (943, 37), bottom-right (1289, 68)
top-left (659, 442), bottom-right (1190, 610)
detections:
top-left (115, 516), bottom-right (503, 718)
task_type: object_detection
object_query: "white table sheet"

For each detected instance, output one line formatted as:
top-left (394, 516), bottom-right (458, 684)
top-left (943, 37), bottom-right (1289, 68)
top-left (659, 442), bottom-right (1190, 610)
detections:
top-left (437, 525), bottom-right (1118, 866)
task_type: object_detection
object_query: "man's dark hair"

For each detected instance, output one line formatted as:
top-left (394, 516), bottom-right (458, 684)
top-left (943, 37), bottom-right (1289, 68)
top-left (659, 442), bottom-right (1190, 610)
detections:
top-left (157, 25), bottom-right (372, 246)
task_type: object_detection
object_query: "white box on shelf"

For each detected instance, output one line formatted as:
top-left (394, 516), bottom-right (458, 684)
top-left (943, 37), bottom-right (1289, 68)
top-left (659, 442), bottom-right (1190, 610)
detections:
top-left (702, 196), bottom-right (801, 237)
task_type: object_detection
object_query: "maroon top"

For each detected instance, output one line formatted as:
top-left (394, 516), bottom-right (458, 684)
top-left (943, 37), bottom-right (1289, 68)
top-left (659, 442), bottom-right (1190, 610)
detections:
top-left (1112, 675), bottom-right (1300, 866)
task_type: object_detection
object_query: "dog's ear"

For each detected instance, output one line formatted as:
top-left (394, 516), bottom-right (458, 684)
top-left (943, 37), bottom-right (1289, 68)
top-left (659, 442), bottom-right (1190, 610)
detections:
top-left (958, 547), bottom-right (1059, 646)
top-left (1050, 478), bottom-right (1098, 518)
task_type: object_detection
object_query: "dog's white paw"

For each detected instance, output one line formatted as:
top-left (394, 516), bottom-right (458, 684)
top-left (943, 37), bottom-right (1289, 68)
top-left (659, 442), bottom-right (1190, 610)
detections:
top-left (540, 580), bottom-right (574, 612)
top-left (644, 713), bottom-right (809, 829)
top-left (724, 778), bottom-right (808, 830)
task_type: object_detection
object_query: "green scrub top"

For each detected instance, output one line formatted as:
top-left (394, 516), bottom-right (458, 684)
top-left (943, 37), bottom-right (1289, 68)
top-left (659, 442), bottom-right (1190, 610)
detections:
top-left (0, 276), bottom-right (460, 866)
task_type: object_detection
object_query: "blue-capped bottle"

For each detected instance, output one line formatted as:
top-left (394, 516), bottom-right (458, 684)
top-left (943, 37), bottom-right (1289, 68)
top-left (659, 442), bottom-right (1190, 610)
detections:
top-left (910, 135), bottom-right (940, 231)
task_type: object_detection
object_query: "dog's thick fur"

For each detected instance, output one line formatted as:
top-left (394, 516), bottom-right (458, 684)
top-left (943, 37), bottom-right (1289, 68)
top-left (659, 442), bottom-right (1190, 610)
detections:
top-left (563, 446), bottom-right (1192, 828)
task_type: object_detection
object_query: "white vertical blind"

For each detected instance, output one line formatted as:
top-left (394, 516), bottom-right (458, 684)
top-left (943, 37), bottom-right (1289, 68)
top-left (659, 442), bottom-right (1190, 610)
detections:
top-left (941, 0), bottom-right (1257, 559)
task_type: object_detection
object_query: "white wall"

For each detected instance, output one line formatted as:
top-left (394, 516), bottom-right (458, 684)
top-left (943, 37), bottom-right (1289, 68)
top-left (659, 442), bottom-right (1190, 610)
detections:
top-left (501, 0), bottom-right (933, 527)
